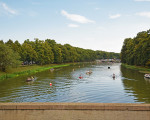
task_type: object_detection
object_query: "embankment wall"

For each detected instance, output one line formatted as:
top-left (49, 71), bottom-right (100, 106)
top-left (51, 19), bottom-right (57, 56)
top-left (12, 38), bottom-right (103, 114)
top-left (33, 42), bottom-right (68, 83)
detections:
top-left (0, 103), bottom-right (150, 120)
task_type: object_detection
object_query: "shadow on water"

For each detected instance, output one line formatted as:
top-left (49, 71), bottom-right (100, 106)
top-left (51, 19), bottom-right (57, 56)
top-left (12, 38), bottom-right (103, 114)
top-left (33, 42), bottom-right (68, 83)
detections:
top-left (121, 65), bottom-right (150, 103)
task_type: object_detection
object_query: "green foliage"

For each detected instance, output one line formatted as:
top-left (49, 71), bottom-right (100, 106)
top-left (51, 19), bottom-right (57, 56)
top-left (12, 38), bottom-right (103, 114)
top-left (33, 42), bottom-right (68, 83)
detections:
top-left (0, 40), bottom-right (4, 44)
top-left (21, 42), bottom-right (38, 63)
top-left (121, 63), bottom-right (150, 73)
top-left (121, 29), bottom-right (150, 67)
top-left (46, 39), bottom-right (62, 63)
top-left (0, 38), bottom-right (120, 73)
top-left (0, 43), bottom-right (21, 72)
top-left (0, 64), bottom-right (70, 80)
top-left (96, 50), bottom-right (119, 59)
top-left (146, 59), bottom-right (150, 67)
top-left (34, 39), bottom-right (54, 65)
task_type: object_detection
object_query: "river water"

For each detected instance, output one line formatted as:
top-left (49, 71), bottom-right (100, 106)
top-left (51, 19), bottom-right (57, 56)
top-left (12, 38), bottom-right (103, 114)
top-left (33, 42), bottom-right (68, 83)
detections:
top-left (0, 63), bottom-right (149, 103)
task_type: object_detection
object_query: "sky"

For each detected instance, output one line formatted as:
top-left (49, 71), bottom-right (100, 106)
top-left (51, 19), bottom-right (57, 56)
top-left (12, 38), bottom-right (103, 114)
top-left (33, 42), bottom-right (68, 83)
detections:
top-left (0, 0), bottom-right (150, 53)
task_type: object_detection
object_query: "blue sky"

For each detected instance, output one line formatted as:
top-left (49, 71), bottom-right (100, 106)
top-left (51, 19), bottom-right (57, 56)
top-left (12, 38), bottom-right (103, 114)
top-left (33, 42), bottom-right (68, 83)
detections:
top-left (0, 0), bottom-right (150, 53)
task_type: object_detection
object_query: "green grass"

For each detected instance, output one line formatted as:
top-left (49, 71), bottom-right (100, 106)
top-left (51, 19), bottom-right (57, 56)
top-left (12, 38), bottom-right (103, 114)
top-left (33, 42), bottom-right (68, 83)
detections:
top-left (121, 63), bottom-right (150, 73)
top-left (0, 64), bottom-right (70, 81)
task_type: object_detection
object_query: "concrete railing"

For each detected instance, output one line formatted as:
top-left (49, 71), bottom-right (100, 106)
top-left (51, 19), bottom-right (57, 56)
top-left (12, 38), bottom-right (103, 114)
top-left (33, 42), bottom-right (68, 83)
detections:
top-left (1, 103), bottom-right (150, 120)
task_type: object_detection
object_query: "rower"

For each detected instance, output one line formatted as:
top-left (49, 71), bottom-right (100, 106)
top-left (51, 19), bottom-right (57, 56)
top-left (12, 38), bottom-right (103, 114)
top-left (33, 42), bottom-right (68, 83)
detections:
top-left (113, 73), bottom-right (115, 79)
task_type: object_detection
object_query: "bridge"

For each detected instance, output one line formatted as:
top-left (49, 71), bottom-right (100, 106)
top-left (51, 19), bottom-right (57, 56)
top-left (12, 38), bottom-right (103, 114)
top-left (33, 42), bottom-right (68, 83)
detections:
top-left (0, 103), bottom-right (150, 120)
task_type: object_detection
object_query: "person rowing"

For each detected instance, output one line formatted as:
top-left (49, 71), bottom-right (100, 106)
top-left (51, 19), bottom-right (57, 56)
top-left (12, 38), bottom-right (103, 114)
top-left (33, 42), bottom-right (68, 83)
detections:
top-left (86, 70), bottom-right (92, 74)
top-left (26, 76), bottom-right (34, 81)
top-left (112, 73), bottom-right (115, 79)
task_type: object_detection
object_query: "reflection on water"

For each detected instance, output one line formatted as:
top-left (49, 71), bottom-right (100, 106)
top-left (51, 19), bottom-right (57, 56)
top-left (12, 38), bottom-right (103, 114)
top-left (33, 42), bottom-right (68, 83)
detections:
top-left (121, 66), bottom-right (150, 103)
top-left (0, 63), bottom-right (150, 103)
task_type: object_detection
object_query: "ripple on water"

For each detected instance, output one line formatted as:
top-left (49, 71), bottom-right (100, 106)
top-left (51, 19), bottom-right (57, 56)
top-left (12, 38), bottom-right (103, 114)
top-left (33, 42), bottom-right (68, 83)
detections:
top-left (0, 63), bottom-right (148, 103)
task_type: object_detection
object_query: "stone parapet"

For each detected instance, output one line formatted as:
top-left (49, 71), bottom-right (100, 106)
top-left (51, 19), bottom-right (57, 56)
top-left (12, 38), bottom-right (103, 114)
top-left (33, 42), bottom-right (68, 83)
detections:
top-left (0, 103), bottom-right (150, 111)
top-left (1, 103), bottom-right (150, 120)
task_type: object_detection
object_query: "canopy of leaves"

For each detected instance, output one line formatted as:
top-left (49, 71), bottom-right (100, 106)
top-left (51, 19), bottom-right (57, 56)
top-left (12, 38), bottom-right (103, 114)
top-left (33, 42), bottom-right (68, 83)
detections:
top-left (120, 29), bottom-right (150, 67)
top-left (0, 43), bottom-right (21, 72)
top-left (0, 38), bottom-right (120, 72)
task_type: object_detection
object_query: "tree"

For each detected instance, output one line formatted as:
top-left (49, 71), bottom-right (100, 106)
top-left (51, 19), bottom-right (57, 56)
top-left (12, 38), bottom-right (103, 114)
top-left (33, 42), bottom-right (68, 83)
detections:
top-left (34, 40), bottom-right (54, 65)
top-left (45, 39), bottom-right (63, 63)
top-left (21, 43), bottom-right (37, 64)
top-left (121, 29), bottom-right (150, 67)
top-left (0, 43), bottom-right (21, 72)
top-left (0, 40), bottom-right (4, 44)
top-left (5, 39), bottom-right (14, 47)
top-left (64, 44), bottom-right (78, 62)
top-left (13, 40), bottom-right (22, 53)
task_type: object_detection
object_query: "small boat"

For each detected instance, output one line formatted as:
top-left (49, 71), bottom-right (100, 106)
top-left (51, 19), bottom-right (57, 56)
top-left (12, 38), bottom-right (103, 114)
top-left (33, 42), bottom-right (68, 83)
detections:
top-left (86, 70), bottom-right (92, 74)
top-left (79, 76), bottom-right (83, 79)
top-left (50, 68), bottom-right (54, 72)
top-left (26, 78), bottom-right (32, 81)
top-left (144, 74), bottom-right (150, 78)
top-left (26, 76), bottom-right (34, 81)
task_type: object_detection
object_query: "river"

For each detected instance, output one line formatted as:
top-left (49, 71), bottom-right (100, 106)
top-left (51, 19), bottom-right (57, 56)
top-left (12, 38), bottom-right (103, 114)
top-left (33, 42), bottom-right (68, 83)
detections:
top-left (0, 63), bottom-right (149, 103)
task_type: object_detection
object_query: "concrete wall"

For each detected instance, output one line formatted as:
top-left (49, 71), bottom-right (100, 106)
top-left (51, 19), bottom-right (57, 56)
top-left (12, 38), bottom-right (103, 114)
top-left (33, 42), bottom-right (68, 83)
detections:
top-left (1, 103), bottom-right (150, 120)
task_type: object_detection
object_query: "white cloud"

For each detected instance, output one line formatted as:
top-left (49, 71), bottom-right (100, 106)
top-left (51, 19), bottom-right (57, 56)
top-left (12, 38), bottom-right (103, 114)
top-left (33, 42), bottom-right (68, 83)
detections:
top-left (1, 3), bottom-right (17, 15)
top-left (61, 10), bottom-right (95, 24)
top-left (68, 24), bottom-right (79, 28)
top-left (136, 12), bottom-right (150, 18)
top-left (109, 14), bottom-right (121, 19)
top-left (134, 0), bottom-right (150, 1)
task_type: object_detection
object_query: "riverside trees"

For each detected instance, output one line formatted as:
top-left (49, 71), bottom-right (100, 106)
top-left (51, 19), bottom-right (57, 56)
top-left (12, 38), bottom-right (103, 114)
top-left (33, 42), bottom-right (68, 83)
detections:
top-left (120, 29), bottom-right (150, 67)
top-left (0, 39), bottom-right (120, 72)
top-left (0, 42), bottom-right (21, 72)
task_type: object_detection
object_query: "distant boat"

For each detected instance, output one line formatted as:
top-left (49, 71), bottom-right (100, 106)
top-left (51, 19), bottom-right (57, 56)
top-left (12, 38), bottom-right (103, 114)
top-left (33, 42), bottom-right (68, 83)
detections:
top-left (26, 76), bottom-right (34, 82)
top-left (86, 70), bottom-right (92, 74)
top-left (79, 76), bottom-right (83, 79)
top-left (144, 74), bottom-right (150, 78)
top-left (50, 68), bottom-right (54, 72)
top-left (26, 78), bottom-right (33, 82)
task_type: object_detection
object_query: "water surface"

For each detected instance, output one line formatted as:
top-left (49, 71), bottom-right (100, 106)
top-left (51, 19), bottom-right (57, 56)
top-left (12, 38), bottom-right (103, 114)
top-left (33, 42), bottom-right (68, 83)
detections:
top-left (0, 63), bottom-right (149, 103)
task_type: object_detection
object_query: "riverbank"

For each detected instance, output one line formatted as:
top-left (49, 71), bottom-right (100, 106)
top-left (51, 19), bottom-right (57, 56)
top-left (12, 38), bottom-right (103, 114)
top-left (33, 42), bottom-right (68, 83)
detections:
top-left (0, 64), bottom-right (71, 81)
top-left (121, 63), bottom-right (150, 73)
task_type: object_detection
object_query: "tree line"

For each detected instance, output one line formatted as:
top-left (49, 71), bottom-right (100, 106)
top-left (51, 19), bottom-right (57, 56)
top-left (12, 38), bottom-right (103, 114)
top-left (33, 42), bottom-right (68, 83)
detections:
top-left (0, 39), bottom-right (120, 72)
top-left (121, 29), bottom-right (150, 67)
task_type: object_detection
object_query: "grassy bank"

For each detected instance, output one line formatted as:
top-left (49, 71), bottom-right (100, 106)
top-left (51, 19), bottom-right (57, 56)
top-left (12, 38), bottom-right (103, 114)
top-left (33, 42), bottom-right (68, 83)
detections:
top-left (0, 64), bottom-right (70, 80)
top-left (121, 63), bottom-right (150, 73)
